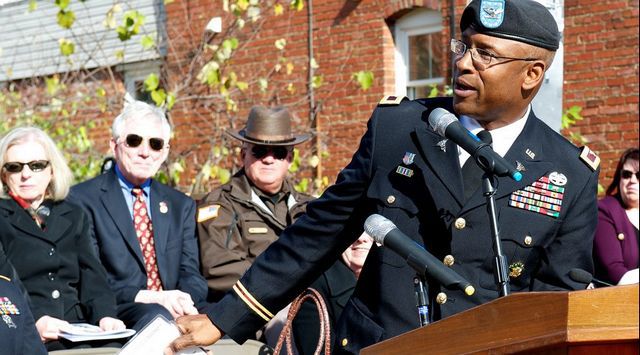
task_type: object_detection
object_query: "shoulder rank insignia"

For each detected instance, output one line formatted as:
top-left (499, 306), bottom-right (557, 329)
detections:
top-left (197, 204), bottom-right (220, 223)
top-left (579, 146), bottom-right (600, 171)
top-left (378, 95), bottom-right (406, 106)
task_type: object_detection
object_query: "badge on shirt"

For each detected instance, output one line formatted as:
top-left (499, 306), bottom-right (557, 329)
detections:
top-left (197, 204), bottom-right (220, 223)
top-left (159, 201), bottom-right (169, 214)
top-left (508, 173), bottom-right (566, 218)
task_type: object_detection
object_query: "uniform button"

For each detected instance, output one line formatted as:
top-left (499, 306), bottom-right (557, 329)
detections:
top-left (617, 233), bottom-right (625, 241)
top-left (443, 255), bottom-right (455, 267)
top-left (524, 235), bottom-right (533, 246)
top-left (49, 248), bottom-right (55, 256)
top-left (386, 195), bottom-right (396, 204)
top-left (51, 290), bottom-right (60, 299)
top-left (341, 338), bottom-right (348, 347)
top-left (454, 218), bottom-right (466, 230)
top-left (436, 292), bottom-right (447, 304)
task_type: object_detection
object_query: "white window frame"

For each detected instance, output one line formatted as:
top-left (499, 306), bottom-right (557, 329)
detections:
top-left (394, 9), bottom-right (444, 99)
top-left (118, 60), bottom-right (161, 102)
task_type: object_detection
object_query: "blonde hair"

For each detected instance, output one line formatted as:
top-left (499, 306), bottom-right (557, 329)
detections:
top-left (0, 126), bottom-right (73, 201)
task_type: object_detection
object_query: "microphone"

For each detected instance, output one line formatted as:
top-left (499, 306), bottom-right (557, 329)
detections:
top-left (569, 268), bottom-right (614, 287)
top-left (364, 214), bottom-right (475, 296)
top-left (428, 108), bottom-right (522, 182)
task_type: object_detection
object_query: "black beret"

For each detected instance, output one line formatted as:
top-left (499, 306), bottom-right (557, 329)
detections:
top-left (460, 0), bottom-right (560, 51)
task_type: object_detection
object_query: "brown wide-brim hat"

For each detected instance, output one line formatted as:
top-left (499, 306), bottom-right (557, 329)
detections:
top-left (226, 106), bottom-right (311, 146)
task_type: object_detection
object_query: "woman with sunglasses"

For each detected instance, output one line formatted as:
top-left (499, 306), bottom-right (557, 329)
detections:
top-left (594, 148), bottom-right (639, 285)
top-left (0, 126), bottom-right (126, 350)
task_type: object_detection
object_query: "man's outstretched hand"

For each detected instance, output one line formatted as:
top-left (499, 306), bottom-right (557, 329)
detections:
top-left (164, 314), bottom-right (223, 354)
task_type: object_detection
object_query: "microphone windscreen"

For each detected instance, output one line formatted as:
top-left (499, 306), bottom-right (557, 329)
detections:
top-left (364, 214), bottom-right (396, 245)
top-left (569, 268), bottom-right (593, 284)
top-left (428, 108), bottom-right (457, 137)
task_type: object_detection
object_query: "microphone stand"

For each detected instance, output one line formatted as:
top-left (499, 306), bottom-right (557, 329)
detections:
top-left (413, 274), bottom-right (430, 326)
top-left (481, 172), bottom-right (511, 297)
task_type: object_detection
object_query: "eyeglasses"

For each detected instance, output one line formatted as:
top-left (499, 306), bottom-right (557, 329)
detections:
top-left (450, 38), bottom-right (538, 70)
top-left (123, 134), bottom-right (165, 151)
top-left (3, 160), bottom-right (50, 173)
top-left (621, 170), bottom-right (640, 180)
top-left (250, 145), bottom-right (292, 160)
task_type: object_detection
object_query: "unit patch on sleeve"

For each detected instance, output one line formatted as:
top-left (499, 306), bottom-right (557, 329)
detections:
top-left (197, 204), bottom-right (220, 223)
top-left (579, 146), bottom-right (600, 171)
top-left (378, 95), bottom-right (406, 106)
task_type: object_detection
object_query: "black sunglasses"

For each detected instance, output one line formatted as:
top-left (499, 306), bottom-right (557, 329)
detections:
top-left (621, 170), bottom-right (640, 180)
top-left (124, 134), bottom-right (165, 151)
top-left (250, 145), bottom-right (291, 160)
top-left (3, 160), bottom-right (50, 173)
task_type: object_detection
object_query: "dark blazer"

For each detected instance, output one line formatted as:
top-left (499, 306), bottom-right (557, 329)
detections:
top-left (292, 260), bottom-right (356, 355)
top-left (0, 199), bottom-right (117, 324)
top-left (69, 168), bottom-right (207, 307)
top-left (0, 274), bottom-right (47, 355)
top-left (205, 97), bottom-right (599, 354)
top-left (594, 195), bottom-right (639, 284)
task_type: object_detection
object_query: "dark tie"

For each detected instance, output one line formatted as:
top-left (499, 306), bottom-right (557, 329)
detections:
top-left (132, 187), bottom-right (163, 291)
top-left (461, 130), bottom-right (492, 202)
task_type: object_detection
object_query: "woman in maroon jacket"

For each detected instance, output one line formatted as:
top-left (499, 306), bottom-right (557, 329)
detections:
top-left (594, 148), bottom-right (639, 285)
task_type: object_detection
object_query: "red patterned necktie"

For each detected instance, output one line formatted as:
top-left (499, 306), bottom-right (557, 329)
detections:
top-left (132, 187), bottom-right (163, 291)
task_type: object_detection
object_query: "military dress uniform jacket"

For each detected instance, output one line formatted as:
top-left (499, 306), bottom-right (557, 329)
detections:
top-left (0, 274), bottom-right (47, 355)
top-left (69, 168), bottom-right (207, 307)
top-left (204, 97), bottom-right (599, 354)
top-left (197, 170), bottom-right (313, 301)
top-left (0, 198), bottom-right (118, 324)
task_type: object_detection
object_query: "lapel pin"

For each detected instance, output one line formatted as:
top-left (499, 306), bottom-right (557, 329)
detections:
top-left (516, 161), bottom-right (526, 172)
top-left (402, 152), bottom-right (416, 165)
top-left (436, 139), bottom-right (447, 152)
top-left (525, 148), bottom-right (536, 160)
top-left (159, 201), bottom-right (168, 214)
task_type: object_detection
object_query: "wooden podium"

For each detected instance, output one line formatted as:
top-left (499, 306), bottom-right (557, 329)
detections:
top-left (361, 284), bottom-right (639, 355)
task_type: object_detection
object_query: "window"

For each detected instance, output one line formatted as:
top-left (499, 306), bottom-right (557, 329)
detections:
top-left (394, 9), bottom-right (444, 99)
top-left (119, 61), bottom-right (160, 104)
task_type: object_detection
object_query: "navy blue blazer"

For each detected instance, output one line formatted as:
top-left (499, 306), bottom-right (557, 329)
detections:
top-left (69, 168), bottom-right (207, 307)
top-left (204, 97), bottom-right (599, 354)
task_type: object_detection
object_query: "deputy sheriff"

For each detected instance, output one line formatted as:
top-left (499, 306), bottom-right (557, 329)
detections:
top-left (169, 1), bottom-right (600, 354)
top-left (197, 105), bottom-right (314, 302)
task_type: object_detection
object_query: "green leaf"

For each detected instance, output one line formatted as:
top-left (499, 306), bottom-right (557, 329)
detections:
top-left (164, 0), bottom-right (175, 4)
top-left (166, 92), bottom-right (176, 110)
top-left (258, 78), bottom-right (268, 92)
top-left (144, 73), bottom-right (160, 91)
top-left (290, 0), bottom-right (304, 11)
top-left (57, 9), bottom-right (76, 29)
top-left (218, 168), bottom-right (231, 184)
top-left (274, 4), bottom-right (283, 15)
top-left (55, 0), bottom-right (70, 10)
top-left (141, 35), bottom-right (155, 50)
top-left (28, 0), bottom-right (37, 12)
top-left (58, 38), bottom-right (75, 56)
top-left (353, 70), bottom-right (374, 91)
top-left (151, 89), bottom-right (166, 107)
top-left (311, 75), bottom-right (323, 89)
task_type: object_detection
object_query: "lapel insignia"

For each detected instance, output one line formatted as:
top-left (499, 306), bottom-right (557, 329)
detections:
top-left (515, 160), bottom-right (526, 172)
top-left (402, 152), bottom-right (416, 165)
top-left (396, 166), bottom-right (414, 178)
top-left (509, 174), bottom-right (565, 218)
top-left (579, 146), bottom-right (600, 171)
top-left (0, 297), bottom-right (20, 316)
top-left (197, 204), bottom-right (219, 223)
top-left (159, 201), bottom-right (168, 214)
top-left (378, 95), bottom-right (406, 105)
top-left (525, 148), bottom-right (536, 160)
top-left (508, 261), bottom-right (524, 278)
top-left (436, 139), bottom-right (447, 152)
top-left (548, 171), bottom-right (567, 186)
top-left (2, 315), bottom-right (16, 328)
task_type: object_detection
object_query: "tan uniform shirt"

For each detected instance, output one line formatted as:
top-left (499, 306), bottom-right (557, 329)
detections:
top-left (197, 171), bottom-right (313, 301)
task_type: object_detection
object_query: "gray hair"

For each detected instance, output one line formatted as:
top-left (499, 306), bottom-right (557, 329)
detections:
top-left (111, 100), bottom-right (172, 141)
top-left (0, 126), bottom-right (73, 201)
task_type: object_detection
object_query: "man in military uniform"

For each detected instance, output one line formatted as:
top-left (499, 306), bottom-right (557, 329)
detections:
top-left (197, 105), bottom-right (313, 302)
top-left (169, 1), bottom-right (600, 354)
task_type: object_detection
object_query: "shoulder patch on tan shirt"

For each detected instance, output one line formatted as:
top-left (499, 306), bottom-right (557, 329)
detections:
top-left (197, 204), bottom-right (220, 222)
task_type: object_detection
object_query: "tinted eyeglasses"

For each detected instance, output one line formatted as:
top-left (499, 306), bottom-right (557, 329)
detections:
top-left (123, 134), bottom-right (165, 151)
top-left (621, 170), bottom-right (640, 180)
top-left (3, 160), bottom-right (50, 173)
top-left (250, 145), bottom-right (292, 160)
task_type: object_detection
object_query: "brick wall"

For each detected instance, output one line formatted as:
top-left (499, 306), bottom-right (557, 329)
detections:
top-left (564, 0), bottom-right (639, 189)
